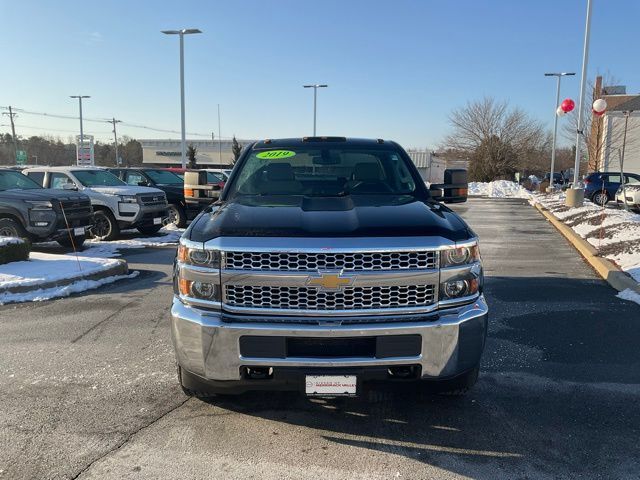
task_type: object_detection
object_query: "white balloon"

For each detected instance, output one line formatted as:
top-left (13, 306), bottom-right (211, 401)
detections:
top-left (593, 98), bottom-right (607, 113)
top-left (556, 106), bottom-right (566, 116)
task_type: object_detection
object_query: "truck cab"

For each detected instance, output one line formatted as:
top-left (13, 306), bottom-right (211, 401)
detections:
top-left (171, 137), bottom-right (487, 397)
top-left (23, 167), bottom-right (169, 240)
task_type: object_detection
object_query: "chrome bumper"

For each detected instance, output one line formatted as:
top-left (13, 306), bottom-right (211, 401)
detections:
top-left (171, 295), bottom-right (488, 381)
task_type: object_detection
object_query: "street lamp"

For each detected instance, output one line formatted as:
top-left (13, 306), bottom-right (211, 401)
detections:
top-left (70, 95), bottom-right (90, 166)
top-left (567, 0), bottom-right (593, 207)
top-left (303, 84), bottom-right (328, 136)
top-left (162, 28), bottom-right (202, 168)
top-left (545, 72), bottom-right (575, 192)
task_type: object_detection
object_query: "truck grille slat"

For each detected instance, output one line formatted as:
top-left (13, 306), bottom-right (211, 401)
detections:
top-left (224, 251), bottom-right (437, 271)
top-left (224, 284), bottom-right (436, 311)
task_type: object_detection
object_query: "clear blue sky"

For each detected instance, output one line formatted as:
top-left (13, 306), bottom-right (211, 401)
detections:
top-left (1, 0), bottom-right (638, 148)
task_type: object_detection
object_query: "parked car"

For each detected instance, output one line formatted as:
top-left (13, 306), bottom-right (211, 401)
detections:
top-left (108, 168), bottom-right (200, 228)
top-left (584, 172), bottom-right (640, 206)
top-left (0, 169), bottom-right (93, 247)
top-left (23, 167), bottom-right (169, 240)
top-left (172, 137), bottom-right (486, 398)
top-left (162, 168), bottom-right (226, 207)
top-left (543, 172), bottom-right (565, 185)
top-left (615, 176), bottom-right (640, 212)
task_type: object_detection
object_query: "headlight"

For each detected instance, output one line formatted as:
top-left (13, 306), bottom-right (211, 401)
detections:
top-left (178, 278), bottom-right (221, 301)
top-left (177, 244), bottom-right (221, 268)
top-left (118, 195), bottom-right (138, 203)
top-left (26, 200), bottom-right (53, 210)
top-left (442, 277), bottom-right (480, 299)
top-left (440, 244), bottom-right (480, 267)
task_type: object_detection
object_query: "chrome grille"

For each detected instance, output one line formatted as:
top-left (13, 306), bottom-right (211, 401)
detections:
top-left (224, 251), bottom-right (437, 271)
top-left (224, 284), bottom-right (436, 311)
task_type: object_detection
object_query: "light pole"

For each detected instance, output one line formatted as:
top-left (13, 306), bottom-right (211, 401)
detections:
top-left (303, 84), bottom-right (328, 136)
top-left (111, 117), bottom-right (122, 166)
top-left (545, 72), bottom-right (575, 192)
top-left (70, 95), bottom-right (90, 165)
top-left (567, 0), bottom-right (593, 207)
top-left (162, 28), bottom-right (202, 168)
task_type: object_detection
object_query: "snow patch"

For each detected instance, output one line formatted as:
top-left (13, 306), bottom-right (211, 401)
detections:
top-left (0, 271), bottom-right (139, 305)
top-left (468, 181), bottom-right (532, 199)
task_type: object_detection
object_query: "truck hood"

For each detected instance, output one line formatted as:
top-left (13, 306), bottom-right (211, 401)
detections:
top-left (187, 195), bottom-right (473, 242)
top-left (88, 185), bottom-right (164, 196)
top-left (0, 188), bottom-right (89, 203)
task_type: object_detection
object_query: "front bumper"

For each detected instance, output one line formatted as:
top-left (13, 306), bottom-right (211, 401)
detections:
top-left (171, 295), bottom-right (488, 384)
top-left (117, 203), bottom-right (169, 226)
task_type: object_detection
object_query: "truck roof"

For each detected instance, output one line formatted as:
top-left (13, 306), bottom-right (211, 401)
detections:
top-left (251, 137), bottom-right (398, 149)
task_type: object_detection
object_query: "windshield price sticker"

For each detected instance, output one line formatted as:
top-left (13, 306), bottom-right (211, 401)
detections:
top-left (256, 150), bottom-right (296, 159)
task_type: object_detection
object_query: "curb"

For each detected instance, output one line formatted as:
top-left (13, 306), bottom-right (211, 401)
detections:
top-left (0, 259), bottom-right (129, 294)
top-left (534, 203), bottom-right (640, 294)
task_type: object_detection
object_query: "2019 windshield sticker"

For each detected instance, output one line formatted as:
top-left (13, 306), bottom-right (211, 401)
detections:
top-left (256, 150), bottom-right (296, 159)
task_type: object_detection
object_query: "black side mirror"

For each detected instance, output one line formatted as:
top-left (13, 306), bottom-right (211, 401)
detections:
top-left (430, 169), bottom-right (468, 204)
top-left (137, 181), bottom-right (148, 187)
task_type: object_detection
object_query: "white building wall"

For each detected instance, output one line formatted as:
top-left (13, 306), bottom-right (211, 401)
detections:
top-left (602, 112), bottom-right (640, 174)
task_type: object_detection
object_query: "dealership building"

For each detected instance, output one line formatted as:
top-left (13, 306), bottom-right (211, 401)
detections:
top-left (141, 139), bottom-right (256, 167)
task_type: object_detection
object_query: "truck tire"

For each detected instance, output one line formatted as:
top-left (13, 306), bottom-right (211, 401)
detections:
top-left (0, 217), bottom-right (30, 242)
top-left (57, 235), bottom-right (86, 249)
top-left (168, 204), bottom-right (187, 228)
top-left (92, 210), bottom-right (120, 241)
top-left (431, 365), bottom-right (479, 396)
top-left (137, 224), bottom-right (162, 235)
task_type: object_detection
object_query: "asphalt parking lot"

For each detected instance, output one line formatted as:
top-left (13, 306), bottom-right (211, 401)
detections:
top-left (1, 198), bottom-right (639, 480)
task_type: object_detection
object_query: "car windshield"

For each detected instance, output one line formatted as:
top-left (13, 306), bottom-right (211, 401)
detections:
top-left (228, 146), bottom-right (418, 197)
top-left (72, 170), bottom-right (126, 187)
top-left (0, 170), bottom-right (43, 190)
top-left (206, 172), bottom-right (225, 183)
top-left (145, 169), bottom-right (183, 185)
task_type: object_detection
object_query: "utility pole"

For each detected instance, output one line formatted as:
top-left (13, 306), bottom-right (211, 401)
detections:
top-left (217, 104), bottom-right (222, 165)
top-left (544, 72), bottom-right (575, 192)
top-left (2, 106), bottom-right (18, 161)
top-left (111, 118), bottom-right (122, 166)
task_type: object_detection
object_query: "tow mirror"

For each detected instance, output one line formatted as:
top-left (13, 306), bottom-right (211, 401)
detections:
top-left (430, 169), bottom-right (468, 204)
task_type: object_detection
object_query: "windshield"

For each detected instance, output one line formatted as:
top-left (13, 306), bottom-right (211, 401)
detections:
top-left (229, 146), bottom-right (418, 197)
top-left (145, 169), bottom-right (183, 185)
top-left (72, 170), bottom-right (126, 187)
top-left (206, 172), bottom-right (225, 184)
top-left (0, 170), bottom-right (43, 190)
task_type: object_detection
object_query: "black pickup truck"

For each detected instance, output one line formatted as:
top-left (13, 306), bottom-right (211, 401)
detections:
top-left (109, 168), bottom-right (200, 227)
top-left (171, 137), bottom-right (487, 398)
top-left (0, 169), bottom-right (93, 247)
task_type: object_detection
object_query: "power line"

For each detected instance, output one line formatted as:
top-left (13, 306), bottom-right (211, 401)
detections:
top-left (1, 105), bottom-right (217, 137)
top-left (0, 123), bottom-right (112, 135)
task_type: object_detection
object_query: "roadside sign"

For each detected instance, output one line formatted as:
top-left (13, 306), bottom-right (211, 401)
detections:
top-left (16, 150), bottom-right (27, 166)
top-left (76, 135), bottom-right (95, 166)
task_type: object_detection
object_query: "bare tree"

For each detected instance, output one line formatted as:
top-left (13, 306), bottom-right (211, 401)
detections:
top-left (444, 97), bottom-right (548, 180)
top-left (562, 74), bottom-right (638, 172)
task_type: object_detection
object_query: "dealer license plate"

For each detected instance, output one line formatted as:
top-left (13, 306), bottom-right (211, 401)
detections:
top-left (73, 227), bottom-right (84, 236)
top-left (305, 375), bottom-right (357, 396)
top-left (153, 217), bottom-right (161, 225)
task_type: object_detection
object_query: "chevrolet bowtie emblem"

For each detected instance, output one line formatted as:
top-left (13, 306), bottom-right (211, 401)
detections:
top-left (306, 272), bottom-right (356, 291)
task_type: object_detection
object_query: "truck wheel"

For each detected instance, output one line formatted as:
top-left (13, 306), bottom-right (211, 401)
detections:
top-left (168, 204), bottom-right (187, 228)
top-left (92, 210), bottom-right (120, 241)
top-left (137, 224), bottom-right (162, 235)
top-left (432, 365), bottom-right (479, 396)
top-left (0, 218), bottom-right (30, 241)
top-left (57, 235), bottom-right (86, 249)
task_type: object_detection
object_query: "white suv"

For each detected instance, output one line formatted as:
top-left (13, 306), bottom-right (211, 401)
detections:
top-left (23, 167), bottom-right (168, 240)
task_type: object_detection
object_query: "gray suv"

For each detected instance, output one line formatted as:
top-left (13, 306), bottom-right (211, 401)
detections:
top-left (0, 169), bottom-right (93, 247)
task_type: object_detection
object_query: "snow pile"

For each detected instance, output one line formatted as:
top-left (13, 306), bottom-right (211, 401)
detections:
top-left (617, 288), bottom-right (640, 306)
top-left (532, 192), bottom-right (640, 291)
top-left (468, 180), bottom-right (532, 199)
top-left (0, 271), bottom-right (139, 305)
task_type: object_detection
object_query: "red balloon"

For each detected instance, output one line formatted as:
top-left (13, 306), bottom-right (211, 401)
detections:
top-left (560, 98), bottom-right (575, 113)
